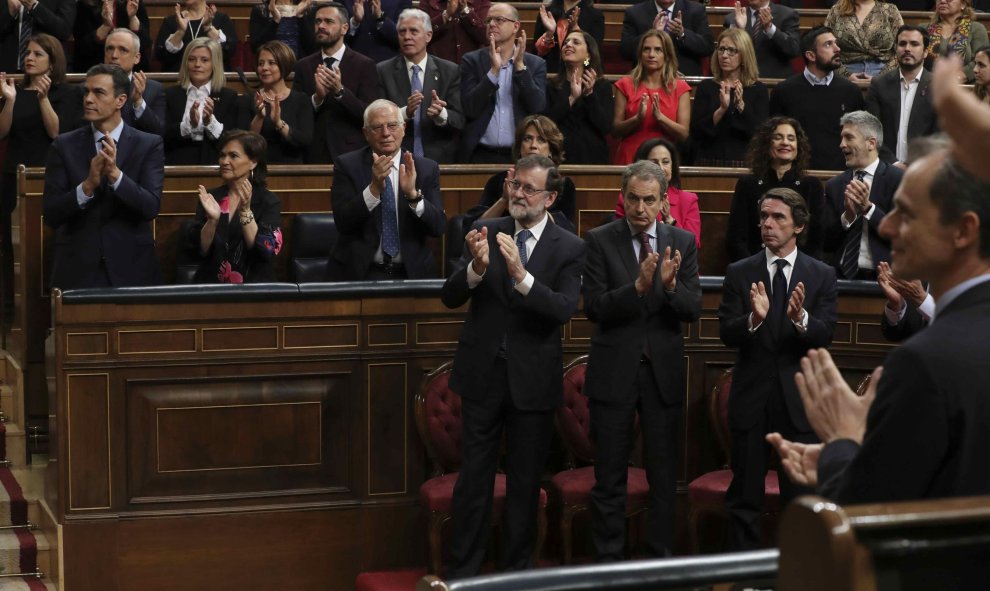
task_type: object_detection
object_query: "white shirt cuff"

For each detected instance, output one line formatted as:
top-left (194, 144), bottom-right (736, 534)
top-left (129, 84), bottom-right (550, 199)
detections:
top-left (433, 107), bottom-right (448, 126)
top-left (165, 37), bottom-right (183, 53)
top-left (514, 272), bottom-right (534, 296)
top-left (363, 185), bottom-right (381, 211)
top-left (205, 117), bottom-right (224, 138)
top-left (466, 259), bottom-right (484, 288)
top-left (133, 99), bottom-right (146, 118)
top-left (792, 308), bottom-right (808, 332)
top-left (918, 294), bottom-right (935, 322)
top-left (76, 184), bottom-right (95, 208)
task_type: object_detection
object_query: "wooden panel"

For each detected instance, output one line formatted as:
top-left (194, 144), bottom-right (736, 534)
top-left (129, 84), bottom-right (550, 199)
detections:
top-left (202, 326), bottom-right (279, 351)
top-left (67, 373), bottom-right (111, 510)
top-left (118, 328), bottom-right (197, 355)
top-left (66, 332), bottom-right (109, 356)
top-left (367, 323), bottom-right (408, 347)
top-left (415, 320), bottom-right (462, 345)
top-left (283, 323), bottom-right (360, 349)
top-left (367, 363), bottom-right (407, 496)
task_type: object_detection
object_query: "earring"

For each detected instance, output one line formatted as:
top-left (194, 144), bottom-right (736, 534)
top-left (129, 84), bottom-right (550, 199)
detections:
top-left (583, 58), bottom-right (590, 67)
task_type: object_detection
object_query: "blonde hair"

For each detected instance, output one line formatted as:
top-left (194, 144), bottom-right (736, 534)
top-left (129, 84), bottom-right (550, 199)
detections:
top-left (630, 30), bottom-right (679, 92)
top-left (711, 28), bottom-right (760, 86)
top-left (178, 38), bottom-right (225, 90)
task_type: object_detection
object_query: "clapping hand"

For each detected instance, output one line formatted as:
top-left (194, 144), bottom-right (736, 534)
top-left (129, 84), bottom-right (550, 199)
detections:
top-left (750, 281), bottom-right (769, 326)
top-left (174, 3), bottom-right (188, 31)
top-left (131, 70), bottom-right (147, 105)
top-left (203, 3), bottom-right (217, 29)
top-left (126, 0), bottom-right (139, 20)
top-left (659, 245), bottom-right (681, 291)
top-left (786, 281), bottom-right (805, 323)
top-left (0, 73), bottom-right (16, 103)
top-left (538, 4), bottom-right (555, 31)
top-left (635, 251), bottom-right (660, 296)
top-left (732, 1), bottom-right (747, 29)
top-left (202, 96), bottom-right (215, 124)
top-left (513, 30), bottom-right (527, 70)
top-left (198, 185), bottom-right (221, 220)
top-left (101, 0), bottom-right (114, 27)
top-left (466, 226), bottom-right (489, 275)
top-left (766, 433), bottom-right (823, 488)
top-left (795, 349), bottom-right (880, 444)
top-left (581, 68), bottom-right (596, 96)
top-left (406, 90), bottom-right (424, 119)
top-left (667, 12), bottom-right (684, 38)
top-left (425, 90), bottom-right (446, 118)
top-left (756, 6), bottom-right (772, 31)
top-left (35, 74), bottom-right (52, 101)
top-left (398, 151), bottom-right (418, 199)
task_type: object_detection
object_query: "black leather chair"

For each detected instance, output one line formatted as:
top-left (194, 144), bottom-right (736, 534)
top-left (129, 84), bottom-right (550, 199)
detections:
top-left (289, 213), bottom-right (337, 283)
top-left (175, 220), bottom-right (201, 285)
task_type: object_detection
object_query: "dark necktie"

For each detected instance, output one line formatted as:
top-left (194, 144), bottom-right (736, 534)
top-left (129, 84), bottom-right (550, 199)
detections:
top-left (839, 170), bottom-right (868, 280)
top-left (511, 229), bottom-right (532, 287)
top-left (380, 175), bottom-right (399, 258)
top-left (638, 231), bottom-right (653, 263)
top-left (771, 258), bottom-right (789, 337)
top-left (410, 64), bottom-right (424, 157)
top-left (324, 56), bottom-right (337, 70)
top-left (18, 8), bottom-right (33, 71)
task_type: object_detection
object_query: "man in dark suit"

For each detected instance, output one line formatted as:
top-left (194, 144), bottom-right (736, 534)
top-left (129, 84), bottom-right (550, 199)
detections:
top-left (723, 0), bottom-right (800, 80)
top-left (865, 26), bottom-right (938, 166)
top-left (718, 187), bottom-right (837, 551)
top-left (293, 1), bottom-right (379, 164)
top-left (441, 154), bottom-right (586, 577)
top-left (343, 0), bottom-right (409, 62)
top-left (105, 28), bottom-right (164, 136)
top-left (619, 0), bottom-right (713, 77)
top-left (459, 2), bottom-right (546, 163)
top-left (377, 8), bottom-right (464, 164)
top-left (43, 64), bottom-right (163, 290)
top-left (824, 110), bottom-right (904, 280)
top-left (0, 0), bottom-right (74, 71)
top-left (583, 161), bottom-right (701, 561)
top-left (328, 99), bottom-right (445, 280)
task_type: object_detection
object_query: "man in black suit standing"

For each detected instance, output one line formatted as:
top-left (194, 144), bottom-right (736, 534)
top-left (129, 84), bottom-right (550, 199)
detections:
top-left (723, 0), bottom-right (801, 80)
top-left (583, 161), bottom-right (701, 561)
top-left (293, 1), bottom-right (379, 164)
top-left (865, 26), bottom-right (938, 166)
top-left (619, 0), bottom-right (713, 77)
top-left (377, 8), bottom-right (464, 164)
top-left (824, 110), bottom-right (904, 280)
top-left (42, 64), bottom-right (163, 289)
top-left (0, 0), bottom-right (74, 71)
top-left (105, 28), bottom-right (164, 136)
top-left (459, 2), bottom-right (546, 163)
top-left (718, 187), bottom-right (837, 551)
top-left (441, 154), bottom-right (586, 577)
top-left (342, 0), bottom-right (409, 62)
top-left (328, 99), bottom-right (445, 280)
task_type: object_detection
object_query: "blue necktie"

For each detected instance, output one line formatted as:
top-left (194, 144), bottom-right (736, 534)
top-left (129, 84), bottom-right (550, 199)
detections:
top-left (411, 64), bottom-right (424, 157)
top-left (511, 229), bottom-right (531, 287)
top-left (380, 176), bottom-right (400, 258)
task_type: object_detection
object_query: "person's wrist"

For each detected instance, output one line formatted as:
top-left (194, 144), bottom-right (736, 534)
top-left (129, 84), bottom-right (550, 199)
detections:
top-left (406, 189), bottom-right (424, 204)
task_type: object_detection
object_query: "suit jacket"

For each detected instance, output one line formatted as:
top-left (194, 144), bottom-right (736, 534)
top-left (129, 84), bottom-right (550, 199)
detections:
top-left (0, 0), bottom-right (75, 71)
top-left (124, 77), bottom-right (166, 136)
top-left (441, 216), bottom-right (586, 411)
top-left (42, 124), bottom-right (163, 289)
top-left (880, 302), bottom-right (927, 343)
top-left (865, 68), bottom-right (938, 164)
top-left (377, 54), bottom-right (465, 164)
top-left (620, 0), bottom-right (713, 77)
top-left (819, 280), bottom-right (990, 506)
top-left (823, 161), bottom-right (904, 273)
top-left (718, 249), bottom-right (837, 431)
top-left (328, 146), bottom-right (446, 280)
top-left (723, 3), bottom-right (801, 80)
top-left (583, 219), bottom-right (701, 405)
top-left (163, 86), bottom-right (240, 165)
top-left (153, 12), bottom-right (238, 71)
top-left (342, 0), bottom-right (410, 62)
top-left (292, 48), bottom-right (379, 164)
top-left (459, 48), bottom-right (547, 160)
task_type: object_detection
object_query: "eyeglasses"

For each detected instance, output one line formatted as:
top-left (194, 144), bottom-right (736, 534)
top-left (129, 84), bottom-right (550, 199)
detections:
top-left (716, 46), bottom-right (740, 56)
top-left (506, 180), bottom-right (548, 198)
top-left (366, 122), bottom-right (403, 135)
top-left (484, 16), bottom-right (517, 26)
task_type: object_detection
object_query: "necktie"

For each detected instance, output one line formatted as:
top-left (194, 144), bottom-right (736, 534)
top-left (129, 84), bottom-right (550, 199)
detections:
top-left (410, 64), bottom-right (424, 157)
top-left (511, 229), bottom-right (532, 287)
top-left (638, 231), bottom-right (653, 263)
top-left (771, 259), bottom-right (789, 337)
top-left (380, 175), bottom-right (400, 258)
top-left (324, 56), bottom-right (337, 70)
top-left (839, 170), bottom-right (868, 280)
top-left (18, 8), bottom-right (33, 71)
top-left (750, 10), bottom-right (763, 39)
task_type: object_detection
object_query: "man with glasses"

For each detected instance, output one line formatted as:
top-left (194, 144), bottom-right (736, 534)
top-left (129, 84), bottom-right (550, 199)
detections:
top-left (442, 154), bottom-right (586, 577)
top-left (459, 2), bottom-right (546, 163)
top-left (583, 160), bottom-right (701, 561)
top-left (327, 99), bottom-right (446, 280)
top-left (723, 0), bottom-right (801, 80)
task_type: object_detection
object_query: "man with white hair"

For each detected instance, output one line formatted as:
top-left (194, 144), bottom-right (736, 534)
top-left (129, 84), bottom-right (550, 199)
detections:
top-left (104, 27), bottom-right (164, 135)
top-left (327, 99), bottom-right (446, 280)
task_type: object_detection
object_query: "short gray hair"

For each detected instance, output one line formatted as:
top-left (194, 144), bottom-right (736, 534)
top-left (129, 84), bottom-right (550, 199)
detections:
top-left (363, 99), bottom-right (402, 126)
top-left (107, 28), bottom-right (141, 52)
top-left (621, 160), bottom-right (668, 197)
top-left (906, 133), bottom-right (950, 165)
top-left (398, 8), bottom-right (431, 31)
top-left (840, 110), bottom-right (884, 148)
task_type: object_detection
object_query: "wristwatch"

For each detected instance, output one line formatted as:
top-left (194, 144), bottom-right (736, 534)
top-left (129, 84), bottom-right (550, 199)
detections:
top-left (407, 190), bottom-right (424, 204)
top-left (332, 87), bottom-right (345, 100)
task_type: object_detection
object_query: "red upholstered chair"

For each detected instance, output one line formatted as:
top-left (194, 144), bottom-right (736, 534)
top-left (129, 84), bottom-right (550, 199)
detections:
top-left (686, 368), bottom-right (781, 552)
top-left (413, 362), bottom-right (547, 575)
top-left (551, 356), bottom-right (650, 564)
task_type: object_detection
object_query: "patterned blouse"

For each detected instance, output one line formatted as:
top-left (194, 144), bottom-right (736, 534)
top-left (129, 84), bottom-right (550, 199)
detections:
top-left (926, 18), bottom-right (990, 83)
top-left (825, 1), bottom-right (904, 76)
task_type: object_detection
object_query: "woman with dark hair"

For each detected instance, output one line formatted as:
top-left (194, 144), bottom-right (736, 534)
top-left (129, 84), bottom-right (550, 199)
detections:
top-left (545, 30), bottom-right (613, 165)
top-left (925, 0), bottom-right (988, 82)
top-left (462, 115), bottom-right (576, 233)
top-left (972, 46), bottom-right (990, 103)
top-left (533, 0), bottom-right (604, 73)
top-left (615, 138), bottom-right (701, 248)
top-left (249, 0), bottom-right (315, 58)
top-left (611, 30), bottom-right (690, 165)
top-left (237, 40), bottom-right (313, 163)
top-left (726, 116), bottom-right (826, 262)
top-left (690, 28), bottom-right (769, 167)
top-left (189, 130), bottom-right (283, 283)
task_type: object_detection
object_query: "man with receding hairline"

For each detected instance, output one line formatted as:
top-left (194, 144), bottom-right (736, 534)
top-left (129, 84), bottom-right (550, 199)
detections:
top-left (104, 27), bottom-right (164, 135)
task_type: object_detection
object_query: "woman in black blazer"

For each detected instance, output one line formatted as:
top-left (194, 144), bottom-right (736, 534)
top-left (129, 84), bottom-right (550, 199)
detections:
top-left (164, 38), bottom-right (240, 165)
top-left (533, 0), bottom-right (604, 74)
top-left (154, 0), bottom-right (238, 71)
top-left (545, 31), bottom-right (613, 165)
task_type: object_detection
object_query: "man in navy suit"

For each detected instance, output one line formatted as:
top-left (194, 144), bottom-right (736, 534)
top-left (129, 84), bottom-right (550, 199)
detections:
top-left (459, 2), bottom-right (546, 163)
top-left (619, 0), bottom-right (713, 77)
top-left (342, 0), bottom-right (410, 62)
top-left (43, 64), bottom-right (163, 290)
top-left (293, 1), bottom-right (379, 164)
top-left (441, 154), bottom-right (586, 577)
top-left (377, 8), bottom-right (464, 164)
top-left (723, 0), bottom-right (801, 80)
top-left (105, 28), bottom-right (164, 136)
top-left (824, 110), bottom-right (905, 280)
top-left (327, 99), bottom-right (446, 280)
top-left (583, 161), bottom-right (701, 560)
top-left (718, 187), bottom-right (837, 550)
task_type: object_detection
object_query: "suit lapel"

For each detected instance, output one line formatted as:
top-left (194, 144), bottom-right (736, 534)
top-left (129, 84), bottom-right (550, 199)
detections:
top-left (393, 57), bottom-right (412, 98)
top-left (909, 70), bottom-right (933, 134)
top-left (869, 161), bottom-right (887, 202)
top-left (613, 220), bottom-right (639, 283)
top-left (422, 56), bottom-right (438, 98)
top-left (525, 217), bottom-right (557, 275)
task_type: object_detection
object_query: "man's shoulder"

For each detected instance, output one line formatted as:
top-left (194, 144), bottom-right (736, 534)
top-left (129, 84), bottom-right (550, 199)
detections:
top-left (725, 251), bottom-right (764, 276)
top-left (53, 126), bottom-right (90, 148)
top-left (145, 78), bottom-right (164, 92)
top-left (429, 54), bottom-right (458, 72)
top-left (545, 220), bottom-right (587, 251)
top-left (461, 47), bottom-right (486, 65)
top-left (334, 146), bottom-right (372, 170)
top-left (586, 217), bottom-right (625, 240)
top-left (522, 52), bottom-right (546, 70)
top-left (625, 0), bottom-right (653, 19)
top-left (796, 251), bottom-right (836, 278)
top-left (296, 51), bottom-right (322, 69)
top-left (412, 152), bottom-right (440, 173)
top-left (870, 69), bottom-right (901, 89)
top-left (122, 124), bottom-right (162, 146)
top-left (774, 73), bottom-right (807, 92)
top-left (377, 54), bottom-right (403, 74)
top-left (771, 2), bottom-right (796, 16)
top-left (342, 48), bottom-right (377, 70)
top-left (662, 222), bottom-right (697, 247)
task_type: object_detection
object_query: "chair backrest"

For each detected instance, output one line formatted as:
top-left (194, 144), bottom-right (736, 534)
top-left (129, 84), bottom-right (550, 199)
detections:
top-left (709, 368), bottom-right (734, 464)
top-left (445, 214), bottom-right (467, 278)
top-left (174, 219), bottom-right (201, 284)
top-left (557, 356), bottom-right (595, 466)
top-left (289, 213), bottom-right (337, 283)
top-left (414, 361), bottom-right (463, 475)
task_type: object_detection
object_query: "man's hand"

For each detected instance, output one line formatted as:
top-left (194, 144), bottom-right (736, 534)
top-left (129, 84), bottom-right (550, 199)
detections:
top-left (466, 226), bottom-right (489, 275)
top-left (877, 261), bottom-right (904, 312)
top-left (369, 152), bottom-right (394, 197)
top-left (313, 64), bottom-right (334, 101)
top-left (652, 10), bottom-right (667, 33)
top-left (766, 433), bottom-right (822, 488)
top-left (878, 261), bottom-right (927, 309)
top-left (126, 0), bottom-right (139, 20)
top-left (99, 135), bottom-right (121, 184)
top-left (635, 252), bottom-right (659, 296)
top-left (658, 245), bottom-right (680, 291)
top-left (370, 0), bottom-right (382, 20)
top-left (750, 281), bottom-right (769, 326)
top-left (796, 349), bottom-right (880, 444)
top-left (732, 1), bottom-right (747, 29)
top-left (131, 70), bottom-right (147, 105)
top-left (82, 152), bottom-right (106, 197)
top-left (844, 177), bottom-right (871, 216)
top-left (445, 0), bottom-right (460, 18)
top-left (667, 12), bottom-right (684, 38)
top-left (787, 281), bottom-right (805, 323)
top-left (398, 151), bottom-right (418, 199)
top-left (496, 231), bottom-right (527, 284)
top-left (488, 33), bottom-right (503, 75)
top-left (425, 90), bottom-right (446, 118)
top-left (406, 90), bottom-right (424, 119)
top-left (513, 30), bottom-right (527, 71)
top-left (352, 0), bottom-right (365, 23)
top-left (932, 54), bottom-right (990, 181)
top-left (101, 0), bottom-right (114, 27)
top-left (325, 66), bottom-right (343, 95)
top-left (756, 5), bottom-right (773, 31)
top-left (7, 0), bottom-right (19, 19)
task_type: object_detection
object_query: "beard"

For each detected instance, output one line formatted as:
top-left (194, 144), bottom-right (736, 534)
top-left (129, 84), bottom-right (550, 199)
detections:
top-left (816, 54), bottom-right (842, 72)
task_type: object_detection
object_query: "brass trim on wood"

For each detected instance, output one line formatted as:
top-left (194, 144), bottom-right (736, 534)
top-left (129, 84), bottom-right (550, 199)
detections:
top-left (833, 321), bottom-right (854, 345)
top-left (853, 322), bottom-right (892, 347)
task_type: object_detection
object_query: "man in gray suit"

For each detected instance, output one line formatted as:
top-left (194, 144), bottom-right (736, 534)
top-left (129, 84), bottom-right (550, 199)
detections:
top-left (723, 0), bottom-right (801, 80)
top-left (865, 25), bottom-right (938, 166)
top-left (377, 8), bottom-right (463, 163)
